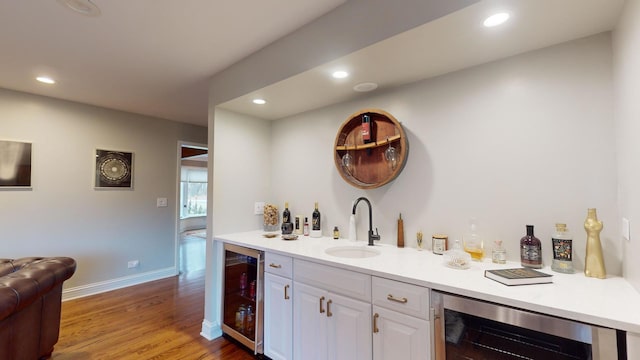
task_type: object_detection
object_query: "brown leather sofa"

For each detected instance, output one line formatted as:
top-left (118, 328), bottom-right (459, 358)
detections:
top-left (0, 257), bottom-right (76, 360)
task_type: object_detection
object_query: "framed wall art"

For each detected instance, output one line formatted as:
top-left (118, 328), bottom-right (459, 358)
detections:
top-left (0, 140), bottom-right (32, 189)
top-left (94, 149), bottom-right (134, 189)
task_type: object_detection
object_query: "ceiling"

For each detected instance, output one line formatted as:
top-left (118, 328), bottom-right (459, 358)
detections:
top-left (0, 0), bottom-right (345, 126)
top-left (220, 0), bottom-right (626, 120)
top-left (0, 0), bottom-right (626, 126)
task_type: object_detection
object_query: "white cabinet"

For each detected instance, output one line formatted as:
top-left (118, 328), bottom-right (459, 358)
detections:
top-left (264, 253), bottom-right (293, 360)
top-left (293, 259), bottom-right (372, 360)
top-left (372, 276), bottom-right (431, 360)
top-left (373, 306), bottom-right (429, 360)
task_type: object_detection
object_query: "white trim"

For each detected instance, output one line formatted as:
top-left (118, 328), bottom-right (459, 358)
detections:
top-left (62, 266), bottom-right (178, 301)
top-left (177, 140), bottom-right (208, 277)
top-left (200, 319), bottom-right (223, 340)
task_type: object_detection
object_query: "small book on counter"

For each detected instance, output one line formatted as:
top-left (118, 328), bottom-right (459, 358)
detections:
top-left (484, 268), bottom-right (553, 286)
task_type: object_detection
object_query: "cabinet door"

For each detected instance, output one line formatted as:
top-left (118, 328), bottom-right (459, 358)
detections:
top-left (327, 292), bottom-right (372, 360)
top-left (264, 273), bottom-right (292, 360)
top-left (373, 306), bottom-right (430, 360)
top-left (293, 281), bottom-right (328, 360)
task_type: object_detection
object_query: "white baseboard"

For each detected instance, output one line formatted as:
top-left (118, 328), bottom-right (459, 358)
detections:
top-left (62, 267), bottom-right (178, 301)
top-left (200, 319), bottom-right (223, 340)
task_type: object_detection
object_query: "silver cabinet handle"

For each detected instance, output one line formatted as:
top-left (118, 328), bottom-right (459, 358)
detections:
top-left (387, 294), bottom-right (408, 303)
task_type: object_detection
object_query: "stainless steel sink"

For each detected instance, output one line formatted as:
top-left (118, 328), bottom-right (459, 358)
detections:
top-left (325, 245), bottom-right (380, 259)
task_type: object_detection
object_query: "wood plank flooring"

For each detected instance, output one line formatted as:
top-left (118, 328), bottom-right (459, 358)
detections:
top-left (52, 270), bottom-right (257, 360)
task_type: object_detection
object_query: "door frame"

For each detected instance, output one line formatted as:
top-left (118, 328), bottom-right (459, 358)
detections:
top-left (175, 140), bottom-right (208, 274)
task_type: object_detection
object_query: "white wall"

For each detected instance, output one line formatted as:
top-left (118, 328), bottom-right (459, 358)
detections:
top-left (270, 33), bottom-right (620, 274)
top-left (0, 88), bottom-right (206, 292)
top-left (613, 0), bottom-right (640, 290)
top-left (212, 108), bottom-right (272, 235)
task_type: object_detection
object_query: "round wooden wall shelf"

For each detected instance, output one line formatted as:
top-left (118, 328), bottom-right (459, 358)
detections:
top-left (334, 109), bottom-right (408, 189)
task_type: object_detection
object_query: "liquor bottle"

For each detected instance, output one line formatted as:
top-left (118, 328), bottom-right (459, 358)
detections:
top-left (311, 202), bottom-right (322, 238)
top-left (303, 217), bottom-right (310, 236)
top-left (463, 218), bottom-right (484, 261)
top-left (282, 202), bottom-right (290, 224)
top-left (362, 114), bottom-right (372, 143)
top-left (551, 223), bottom-right (574, 273)
top-left (281, 202), bottom-right (293, 234)
top-left (520, 225), bottom-right (542, 268)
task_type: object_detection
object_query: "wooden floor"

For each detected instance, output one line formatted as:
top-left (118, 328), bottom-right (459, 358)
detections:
top-left (52, 270), bottom-right (257, 360)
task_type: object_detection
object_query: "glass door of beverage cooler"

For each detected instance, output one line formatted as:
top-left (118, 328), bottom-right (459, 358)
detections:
top-left (222, 243), bottom-right (264, 354)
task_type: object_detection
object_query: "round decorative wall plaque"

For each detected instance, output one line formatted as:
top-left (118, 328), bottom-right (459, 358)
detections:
top-left (334, 109), bottom-right (408, 189)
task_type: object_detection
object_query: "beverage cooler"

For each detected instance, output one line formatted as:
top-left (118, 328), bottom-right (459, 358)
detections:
top-left (222, 243), bottom-right (264, 354)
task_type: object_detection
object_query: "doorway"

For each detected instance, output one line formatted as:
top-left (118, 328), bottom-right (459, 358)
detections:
top-left (177, 142), bottom-right (208, 274)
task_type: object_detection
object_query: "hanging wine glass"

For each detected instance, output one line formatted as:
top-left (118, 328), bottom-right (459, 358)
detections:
top-left (342, 152), bottom-right (353, 173)
top-left (384, 138), bottom-right (397, 170)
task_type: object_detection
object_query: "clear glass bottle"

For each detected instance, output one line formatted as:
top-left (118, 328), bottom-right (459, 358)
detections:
top-left (245, 304), bottom-right (254, 336)
top-left (491, 240), bottom-right (506, 264)
top-left (520, 225), bottom-right (542, 268)
top-left (235, 304), bottom-right (246, 332)
top-left (551, 223), bottom-right (574, 273)
top-left (463, 218), bottom-right (484, 261)
top-left (303, 217), bottom-right (310, 236)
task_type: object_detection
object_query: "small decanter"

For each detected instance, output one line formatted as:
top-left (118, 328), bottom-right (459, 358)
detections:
top-left (491, 240), bottom-right (506, 264)
top-left (444, 239), bottom-right (471, 269)
top-left (463, 218), bottom-right (484, 261)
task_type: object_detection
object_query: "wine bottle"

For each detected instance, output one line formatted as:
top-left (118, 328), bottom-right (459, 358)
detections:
top-left (282, 202), bottom-right (290, 224)
top-left (311, 202), bottom-right (322, 238)
top-left (520, 225), bottom-right (542, 268)
top-left (362, 114), bottom-right (372, 143)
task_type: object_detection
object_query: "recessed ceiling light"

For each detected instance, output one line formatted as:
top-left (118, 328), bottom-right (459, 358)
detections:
top-left (252, 99), bottom-right (266, 105)
top-left (57, 0), bottom-right (101, 17)
top-left (353, 82), bottom-right (378, 92)
top-left (332, 71), bottom-right (349, 79)
top-left (483, 12), bottom-right (510, 27)
top-left (36, 76), bottom-right (56, 85)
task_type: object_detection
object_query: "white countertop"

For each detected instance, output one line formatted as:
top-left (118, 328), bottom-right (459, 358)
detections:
top-left (215, 230), bottom-right (640, 333)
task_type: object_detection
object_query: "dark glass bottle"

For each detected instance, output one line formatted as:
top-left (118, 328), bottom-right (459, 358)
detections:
top-left (282, 202), bottom-right (290, 224)
top-left (312, 202), bottom-right (321, 231)
top-left (362, 115), bottom-right (372, 143)
top-left (520, 225), bottom-right (542, 268)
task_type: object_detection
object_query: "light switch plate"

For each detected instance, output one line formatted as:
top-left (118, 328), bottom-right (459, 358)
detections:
top-left (622, 217), bottom-right (630, 241)
top-left (157, 197), bottom-right (168, 207)
top-left (254, 202), bottom-right (265, 215)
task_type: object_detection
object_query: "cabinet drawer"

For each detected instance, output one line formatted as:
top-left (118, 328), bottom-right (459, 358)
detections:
top-left (372, 276), bottom-right (430, 320)
top-left (294, 259), bottom-right (371, 302)
top-left (265, 252), bottom-right (292, 278)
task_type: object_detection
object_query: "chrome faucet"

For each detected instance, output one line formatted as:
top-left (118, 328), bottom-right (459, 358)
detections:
top-left (352, 197), bottom-right (380, 246)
